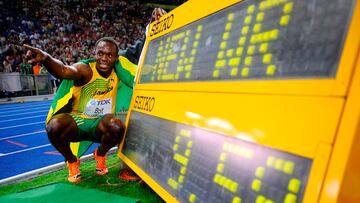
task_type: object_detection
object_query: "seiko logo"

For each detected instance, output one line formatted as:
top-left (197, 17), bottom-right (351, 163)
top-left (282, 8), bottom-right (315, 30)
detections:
top-left (149, 14), bottom-right (174, 37)
top-left (133, 96), bottom-right (155, 112)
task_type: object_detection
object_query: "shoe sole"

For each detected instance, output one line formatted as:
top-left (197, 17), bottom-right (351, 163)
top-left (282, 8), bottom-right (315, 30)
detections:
top-left (68, 174), bottom-right (81, 183)
top-left (96, 169), bottom-right (108, 175)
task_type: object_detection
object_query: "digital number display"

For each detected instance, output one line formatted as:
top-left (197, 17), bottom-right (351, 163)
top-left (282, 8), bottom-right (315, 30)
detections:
top-left (140, 0), bottom-right (354, 83)
top-left (122, 111), bottom-right (312, 203)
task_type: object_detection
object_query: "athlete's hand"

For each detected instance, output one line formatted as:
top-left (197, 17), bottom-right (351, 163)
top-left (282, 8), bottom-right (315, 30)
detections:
top-left (23, 44), bottom-right (48, 63)
top-left (151, 8), bottom-right (167, 23)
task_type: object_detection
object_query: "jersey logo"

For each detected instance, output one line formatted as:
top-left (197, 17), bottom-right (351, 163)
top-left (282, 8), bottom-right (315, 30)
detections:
top-left (84, 98), bottom-right (112, 117)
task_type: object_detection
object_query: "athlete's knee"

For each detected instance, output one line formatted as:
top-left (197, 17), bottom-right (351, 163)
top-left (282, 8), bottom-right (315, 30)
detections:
top-left (112, 118), bottom-right (125, 142)
top-left (46, 118), bottom-right (61, 139)
top-left (46, 114), bottom-right (77, 140)
top-left (99, 114), bottom-right (125, 141)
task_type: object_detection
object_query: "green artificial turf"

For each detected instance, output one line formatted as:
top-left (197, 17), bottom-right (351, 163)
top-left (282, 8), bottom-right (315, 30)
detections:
top-left (0, 154), bottom-right (164, 203)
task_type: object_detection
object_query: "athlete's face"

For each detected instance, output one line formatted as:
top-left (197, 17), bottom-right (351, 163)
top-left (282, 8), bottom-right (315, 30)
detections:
top-left (95, 41), bottom-right (118, 75)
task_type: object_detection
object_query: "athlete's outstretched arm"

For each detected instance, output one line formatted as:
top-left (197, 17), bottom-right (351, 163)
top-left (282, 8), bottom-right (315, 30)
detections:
top-left (23, 44), bottom-right (88, 81)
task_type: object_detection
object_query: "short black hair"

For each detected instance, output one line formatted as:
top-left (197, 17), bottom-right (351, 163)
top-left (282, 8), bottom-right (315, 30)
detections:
top-left (95, 37), bottom-right (119, 54)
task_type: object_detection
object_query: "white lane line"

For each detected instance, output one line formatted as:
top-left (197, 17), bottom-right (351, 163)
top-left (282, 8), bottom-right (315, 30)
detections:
top-left (0, 144), bottom-right (51, 157)
top-left (0, 110), bottom-right (48, 118)
top-left (0, 147), bottom-right (116, 185)
top-left (0, 121), bottom-right (44, 130)
top-left (1, 101), bottom-right (52, 107)
top-left (0, 106), bottom-right (49, 114)
top-left (0, 115), bottom-right (46, 123)
top-left (0, 103), bottom-right (51, 109)
top-left (0, 104), bottom-right (51, 111)
top-left (0, 130), bottom-right (45, 141)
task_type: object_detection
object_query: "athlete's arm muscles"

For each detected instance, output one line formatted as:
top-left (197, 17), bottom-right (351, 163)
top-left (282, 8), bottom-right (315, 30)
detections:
top-left (23, 44), bottom-right (90, 82)
top-left (43, 58), bottom-right (89, 81)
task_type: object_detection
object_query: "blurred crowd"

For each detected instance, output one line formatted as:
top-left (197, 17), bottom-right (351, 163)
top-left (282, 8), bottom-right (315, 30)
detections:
top-left (0, 0), bottom-right (156, 74)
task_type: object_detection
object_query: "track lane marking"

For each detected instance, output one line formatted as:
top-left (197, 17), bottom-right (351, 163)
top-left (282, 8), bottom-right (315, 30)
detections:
top-left (0, 121), bottom-right (44, 130)
top-left (44, 151), bottom-right (62, 156)
top-left (0, 115), bottom-right (46, 123)
top-left (4, 140), bottom-right (28, 147)
top-left (0, 144), bottom-right (51, 157)
top-left (0, 130), bottom-right (45, 140)
top-left (0, 103), bottom-right (52, 111)
top-left (0, 110), bottom-right (48, 118)
top-left (0, 107), bottom-right (49, 115)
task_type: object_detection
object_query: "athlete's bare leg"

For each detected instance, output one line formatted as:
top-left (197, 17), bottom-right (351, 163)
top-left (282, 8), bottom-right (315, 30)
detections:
top-left (46, 113), bottom-right (79, 163)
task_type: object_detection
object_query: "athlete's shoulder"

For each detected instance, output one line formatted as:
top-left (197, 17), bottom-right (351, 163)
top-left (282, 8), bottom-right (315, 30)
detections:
top-left (72, 59), bottom-right (94, 86)
top-left (78, 58), bottom-right (96, 64)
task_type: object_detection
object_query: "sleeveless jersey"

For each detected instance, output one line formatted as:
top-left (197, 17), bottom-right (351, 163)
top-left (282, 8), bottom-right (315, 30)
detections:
top-left (71, 61), bottom-right (119, 118)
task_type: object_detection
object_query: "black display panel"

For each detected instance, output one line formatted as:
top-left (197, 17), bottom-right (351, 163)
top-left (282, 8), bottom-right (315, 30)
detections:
top-left (122, 111), bottom-right (312, 203)
top-left (140, 0), bottom-right (354, 83)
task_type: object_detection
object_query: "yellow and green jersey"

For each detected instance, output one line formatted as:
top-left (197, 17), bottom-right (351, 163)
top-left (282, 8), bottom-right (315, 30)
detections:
top-left (71, 61), bottom-right (119, 118)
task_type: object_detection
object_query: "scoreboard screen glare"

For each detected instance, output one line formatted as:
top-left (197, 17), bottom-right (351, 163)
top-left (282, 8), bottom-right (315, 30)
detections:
top-left (140, 0), bottom-right (354, 83)
top-left (123, 112), bottom-right (312, 203)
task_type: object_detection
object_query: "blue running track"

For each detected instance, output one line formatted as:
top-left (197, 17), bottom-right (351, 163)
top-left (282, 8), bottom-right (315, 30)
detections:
top-left (0, 100), bottom-right (98, 181)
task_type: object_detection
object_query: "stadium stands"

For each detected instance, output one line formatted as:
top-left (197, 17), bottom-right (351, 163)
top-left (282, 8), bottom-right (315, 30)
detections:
top-left (0, 0), bottom-right (185, 98)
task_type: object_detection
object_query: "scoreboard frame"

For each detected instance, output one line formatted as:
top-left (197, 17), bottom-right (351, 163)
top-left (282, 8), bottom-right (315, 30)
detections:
top-left (118, 0), bottom-right (360, 202)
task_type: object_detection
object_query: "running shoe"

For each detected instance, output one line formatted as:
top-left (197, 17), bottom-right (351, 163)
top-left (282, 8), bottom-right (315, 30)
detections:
top-left (66, 158), bottom-right (81, 183)
top-left (94, 148), bottom-right (108, 175)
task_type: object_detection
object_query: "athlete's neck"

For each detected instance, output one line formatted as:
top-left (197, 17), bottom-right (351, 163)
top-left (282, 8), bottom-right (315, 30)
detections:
top-left (96, 67), bottom-right (112, 78)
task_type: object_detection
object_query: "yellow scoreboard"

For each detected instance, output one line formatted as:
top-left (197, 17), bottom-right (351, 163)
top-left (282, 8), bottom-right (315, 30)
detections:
top-left (118, 0), bottom-right (360, 202)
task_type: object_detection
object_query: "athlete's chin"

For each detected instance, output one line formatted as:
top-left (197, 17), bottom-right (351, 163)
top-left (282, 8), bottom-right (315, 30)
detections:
top-left (97, 66), bottom-right (112, 73)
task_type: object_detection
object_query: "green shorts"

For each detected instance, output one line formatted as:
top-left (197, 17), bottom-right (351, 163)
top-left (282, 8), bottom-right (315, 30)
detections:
top-left (70, 113), bottom-right (104, 142)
